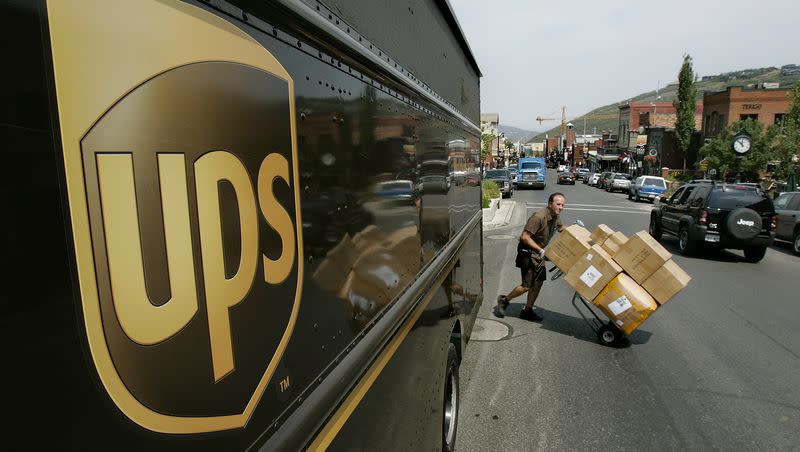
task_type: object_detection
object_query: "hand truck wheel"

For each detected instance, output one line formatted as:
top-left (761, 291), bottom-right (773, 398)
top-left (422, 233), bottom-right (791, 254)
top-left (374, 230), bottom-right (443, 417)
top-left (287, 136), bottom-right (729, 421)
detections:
top-left (597, 323), bottom-right (623, 346)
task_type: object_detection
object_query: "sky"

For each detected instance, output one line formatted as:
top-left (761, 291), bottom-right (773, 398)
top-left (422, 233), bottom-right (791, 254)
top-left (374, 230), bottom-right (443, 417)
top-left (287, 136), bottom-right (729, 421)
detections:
top-left (449, 0), bottom-right (800, 132)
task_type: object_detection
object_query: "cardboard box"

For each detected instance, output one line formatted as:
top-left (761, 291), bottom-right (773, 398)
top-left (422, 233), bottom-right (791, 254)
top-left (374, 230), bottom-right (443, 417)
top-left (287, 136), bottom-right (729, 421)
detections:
top-left (612, 231), bottom-right (671, 284)
top-left (642, 259), bottom-right (692, 305)
top-left (565, 245), bottom-right (624, 300)
top-left (544, 224), bottom-right (592, 272)
top-left (590, 224), bottom-right (615, 245)
top-left (601, 231), bottom-right (628, 256)
top-left (592, 273), bottom-right (658, 335)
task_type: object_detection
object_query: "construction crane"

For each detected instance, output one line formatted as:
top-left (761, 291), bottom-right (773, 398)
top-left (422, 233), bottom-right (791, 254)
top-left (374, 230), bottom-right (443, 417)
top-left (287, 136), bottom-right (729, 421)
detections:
top-left (536, 106), bottom-right (568, 142)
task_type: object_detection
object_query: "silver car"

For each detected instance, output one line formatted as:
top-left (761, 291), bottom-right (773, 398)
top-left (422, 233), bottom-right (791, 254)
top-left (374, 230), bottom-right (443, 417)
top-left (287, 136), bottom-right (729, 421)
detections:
top-left (606, 173), bottom-right (632, 193)
top-left (773, 191), bottom-right (800, 254)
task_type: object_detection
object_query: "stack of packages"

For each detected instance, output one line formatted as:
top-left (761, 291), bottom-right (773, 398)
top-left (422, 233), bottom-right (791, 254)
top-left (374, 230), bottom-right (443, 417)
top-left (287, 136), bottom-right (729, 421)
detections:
top-left (545, 224), bottom-right (691, 335)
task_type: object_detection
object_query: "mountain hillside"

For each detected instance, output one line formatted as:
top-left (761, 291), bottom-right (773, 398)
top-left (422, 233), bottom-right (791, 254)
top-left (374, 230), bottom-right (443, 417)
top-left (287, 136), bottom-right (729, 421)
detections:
top-left (530, 65), bottom-right (800, 142)
top-left (498, 124), bottom-right (536, 143)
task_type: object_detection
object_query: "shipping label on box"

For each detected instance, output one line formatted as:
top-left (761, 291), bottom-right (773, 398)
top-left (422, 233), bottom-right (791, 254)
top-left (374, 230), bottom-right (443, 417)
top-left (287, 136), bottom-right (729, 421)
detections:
top-left (612, 231), bottom-right (671, 284)
top-left (590, 224), bottom-right (615, 245)
top-left (601, 231), bottom-right (628, 256)
top-left (592, 273), bottom-right (658, 335)
top-left (565, 244), bottom-right (623, 301)
top-left (544, 224), bottom-right (592, 273)
top-left (642, 259), bottom-right (692, 305)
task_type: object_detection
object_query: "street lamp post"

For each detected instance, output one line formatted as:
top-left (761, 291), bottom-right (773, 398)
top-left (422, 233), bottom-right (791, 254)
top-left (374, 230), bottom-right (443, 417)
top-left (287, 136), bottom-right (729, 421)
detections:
top-left (496, 132), bottom-right (504, 168)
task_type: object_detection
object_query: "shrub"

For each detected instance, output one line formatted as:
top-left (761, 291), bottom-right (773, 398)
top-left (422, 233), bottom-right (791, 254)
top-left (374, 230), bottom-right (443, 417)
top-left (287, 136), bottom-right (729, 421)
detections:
top-left (481, 180), bottom-right (500, 208)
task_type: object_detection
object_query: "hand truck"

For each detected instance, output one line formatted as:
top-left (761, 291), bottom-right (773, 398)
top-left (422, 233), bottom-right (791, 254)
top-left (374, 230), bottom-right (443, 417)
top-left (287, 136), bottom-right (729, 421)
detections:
top-left (547, 265), bottom-right (626, 347)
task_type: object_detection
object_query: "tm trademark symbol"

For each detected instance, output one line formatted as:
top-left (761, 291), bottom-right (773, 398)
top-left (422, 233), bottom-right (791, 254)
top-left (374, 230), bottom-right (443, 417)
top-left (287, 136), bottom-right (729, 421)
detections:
top-left (279, 376), bottom-right (291, 392)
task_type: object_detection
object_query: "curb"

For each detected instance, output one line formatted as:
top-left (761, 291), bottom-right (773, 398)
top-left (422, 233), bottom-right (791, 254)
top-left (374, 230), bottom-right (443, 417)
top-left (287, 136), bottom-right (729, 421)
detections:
top-left (482, 196), bottom-right (502, 223)
top-left (483, 198), bottom-right (517, 230)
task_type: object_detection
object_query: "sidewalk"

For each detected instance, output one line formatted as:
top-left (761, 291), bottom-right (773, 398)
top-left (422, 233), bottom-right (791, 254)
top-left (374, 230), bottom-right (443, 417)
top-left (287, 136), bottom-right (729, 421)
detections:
top-left (482, 198), bottom-right (517, 230)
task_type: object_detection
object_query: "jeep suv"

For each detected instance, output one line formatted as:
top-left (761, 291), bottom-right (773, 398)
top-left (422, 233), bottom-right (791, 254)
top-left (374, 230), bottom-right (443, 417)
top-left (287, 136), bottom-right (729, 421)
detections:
top-left (649, 181), bottom-right (776, 262)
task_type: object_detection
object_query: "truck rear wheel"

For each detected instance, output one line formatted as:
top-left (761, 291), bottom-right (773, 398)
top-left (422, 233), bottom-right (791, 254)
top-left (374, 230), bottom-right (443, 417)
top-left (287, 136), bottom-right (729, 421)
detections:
top-left (442, 343), bottom-right (459, 452)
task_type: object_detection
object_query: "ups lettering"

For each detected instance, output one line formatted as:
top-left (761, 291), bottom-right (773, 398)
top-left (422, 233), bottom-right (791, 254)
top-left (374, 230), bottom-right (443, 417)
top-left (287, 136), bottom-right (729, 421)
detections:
top-left (97, 150), bottom-right (294, 382)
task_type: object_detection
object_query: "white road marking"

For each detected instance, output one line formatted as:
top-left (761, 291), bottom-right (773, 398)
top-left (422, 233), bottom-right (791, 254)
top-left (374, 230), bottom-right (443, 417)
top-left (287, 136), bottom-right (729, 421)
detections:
top-left (528, 206), bottom-right (650, 215)
top-left (526, 202), bottom-right (652, 209)
top-left (525, 202), bottom-right (652, 215)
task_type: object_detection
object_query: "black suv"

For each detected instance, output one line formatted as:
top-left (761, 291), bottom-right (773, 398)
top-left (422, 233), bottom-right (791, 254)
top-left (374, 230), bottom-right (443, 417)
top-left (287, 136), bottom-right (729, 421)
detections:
top-left (649, 180), bottom-right (776, 262)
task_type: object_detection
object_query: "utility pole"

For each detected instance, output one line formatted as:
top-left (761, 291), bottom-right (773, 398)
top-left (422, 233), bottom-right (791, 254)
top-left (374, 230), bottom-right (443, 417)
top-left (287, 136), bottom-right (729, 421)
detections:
top-left (582, 114), bottom-right (588, 167)
top-left (652, 80), bottom-right (660, 127)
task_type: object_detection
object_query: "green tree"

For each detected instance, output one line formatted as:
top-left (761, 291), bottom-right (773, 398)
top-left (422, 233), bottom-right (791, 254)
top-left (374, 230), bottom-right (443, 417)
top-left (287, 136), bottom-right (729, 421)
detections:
top-left (673, 54), bottom-right (697, 170)
top-left (481, 132), bottom-right (495, 162)
top-left (770, 83), bottom-right (800, 181)
top-left (700, 119), bottom-right (777, 181)
top-left (504, 138), bottom-right (514, 150)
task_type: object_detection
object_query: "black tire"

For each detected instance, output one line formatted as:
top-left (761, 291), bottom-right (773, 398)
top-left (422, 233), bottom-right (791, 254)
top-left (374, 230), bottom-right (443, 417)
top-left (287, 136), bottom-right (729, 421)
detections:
top-left (678, 226), bottom-right (697, 256)
top-left (442, 343), bottom-right (459, 452)
top-left (649, 214), bottom-right (662, 240)
top-left (743, 246), bottom-right (767, 263)
top-left (794, 228), bottom-right (800, 256)
top-left (597, 323), bottom-right (624, 346)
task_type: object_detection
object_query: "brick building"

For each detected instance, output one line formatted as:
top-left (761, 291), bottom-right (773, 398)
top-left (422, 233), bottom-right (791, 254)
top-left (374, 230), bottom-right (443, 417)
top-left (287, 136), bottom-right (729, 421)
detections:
top-left (702, 86), bottom-right (791, 139)
top-left (618, 101), bottom-right (703, 149)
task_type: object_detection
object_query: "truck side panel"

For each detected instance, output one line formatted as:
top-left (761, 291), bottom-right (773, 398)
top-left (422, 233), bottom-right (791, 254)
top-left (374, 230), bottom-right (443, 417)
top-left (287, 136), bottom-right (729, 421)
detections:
top-left (1, 0), bottom-right (482, 449)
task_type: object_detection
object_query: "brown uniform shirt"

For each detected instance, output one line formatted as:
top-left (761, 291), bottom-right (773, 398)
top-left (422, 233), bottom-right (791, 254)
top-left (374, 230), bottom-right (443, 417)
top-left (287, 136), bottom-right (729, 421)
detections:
top-left (523, 206), bottom-right (562, 250)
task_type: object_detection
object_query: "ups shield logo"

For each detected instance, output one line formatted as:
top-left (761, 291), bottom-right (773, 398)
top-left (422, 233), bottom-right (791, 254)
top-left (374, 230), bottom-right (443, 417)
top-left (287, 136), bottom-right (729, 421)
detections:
top-left (48, 0), bottom-right (302, 433)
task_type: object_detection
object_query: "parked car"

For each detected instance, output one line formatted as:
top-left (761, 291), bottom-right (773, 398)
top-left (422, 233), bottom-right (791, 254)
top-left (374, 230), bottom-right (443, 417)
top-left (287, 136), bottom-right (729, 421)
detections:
top-left (649, 180), bottom-right (775, 261)
top-left (557, 172), bottom-right (576, 185)
top-left (597, 171), bottom-right (614, 189)
top-left (464, 172), bottom-right (481, 186)
top-left (576, 168), bottom-right (590, 182)
top-left (628, 175), bottom-right (668, 202)
top-left (772, 191), bottom-right (800, 254)
top-left (507, 164), bottom-right (518, 186)
top-left (418, 174), bottom-right (450, 194)
top-left (588, 172), bottom-right (601, 186)
top-left (373, 179), bottom-right (415, 205)
top-left (484, 168), bottom-right (514, 198)
top-left (606, 173), bottom-right (632, 193)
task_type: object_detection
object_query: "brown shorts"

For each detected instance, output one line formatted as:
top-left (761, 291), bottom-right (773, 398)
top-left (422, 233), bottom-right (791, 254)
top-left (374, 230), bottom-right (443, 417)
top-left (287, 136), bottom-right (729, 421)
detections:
top-left (520, 259), bottom-right (546, 288)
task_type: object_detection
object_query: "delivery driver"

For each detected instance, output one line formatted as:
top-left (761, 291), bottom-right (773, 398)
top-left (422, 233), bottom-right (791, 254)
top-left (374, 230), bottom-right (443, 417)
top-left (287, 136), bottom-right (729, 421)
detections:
top-left (496, 192), bottom-right (565, 321)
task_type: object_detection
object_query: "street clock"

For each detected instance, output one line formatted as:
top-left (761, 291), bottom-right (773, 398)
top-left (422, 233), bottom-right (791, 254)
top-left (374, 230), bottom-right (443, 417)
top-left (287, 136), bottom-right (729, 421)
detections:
top-left (732, 130), bottom-right (752, 155)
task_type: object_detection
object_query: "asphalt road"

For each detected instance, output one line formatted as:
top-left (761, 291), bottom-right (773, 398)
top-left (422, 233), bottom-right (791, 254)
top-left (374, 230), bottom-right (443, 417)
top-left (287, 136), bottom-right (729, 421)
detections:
top-left (456, 173), bottom-right (800, 451)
